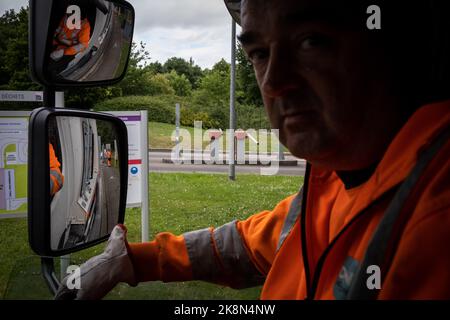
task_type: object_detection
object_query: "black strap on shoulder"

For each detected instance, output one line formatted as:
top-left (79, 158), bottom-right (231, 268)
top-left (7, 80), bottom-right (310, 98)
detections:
top-left (346, 126), bottom-right (450, 300)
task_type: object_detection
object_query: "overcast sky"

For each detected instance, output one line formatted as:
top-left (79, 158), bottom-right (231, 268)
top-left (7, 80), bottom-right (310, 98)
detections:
top-left (0, 0), bottom-right (239, 69)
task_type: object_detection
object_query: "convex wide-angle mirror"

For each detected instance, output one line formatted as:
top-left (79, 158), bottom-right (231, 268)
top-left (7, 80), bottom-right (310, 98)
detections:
top-left (28, 108), bottom-right (128, 257)
top-left (30, 0), bottom-right (135, 86)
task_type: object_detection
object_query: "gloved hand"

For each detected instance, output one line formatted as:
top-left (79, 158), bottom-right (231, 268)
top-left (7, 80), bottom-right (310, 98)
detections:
top-left (50, 49), bottom-right (64, 61)
top-left (55, 224), bottom-right (137, 300)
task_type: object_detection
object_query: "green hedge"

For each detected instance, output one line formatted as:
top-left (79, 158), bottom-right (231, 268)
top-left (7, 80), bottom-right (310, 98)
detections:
top-left (93, 95), bottom-right (271, 130)
top-left (95, 95), bottom-right (220, 129)
top-left (94, 95), bottom-right (179, 124)
top-left (236, 104), bottom-right (271, 130)
top-left (180, 107), bottom-right (219, 129)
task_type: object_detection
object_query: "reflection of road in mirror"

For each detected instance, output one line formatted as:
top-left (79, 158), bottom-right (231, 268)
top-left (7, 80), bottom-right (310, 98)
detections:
top-left (99, 165), bottom-right (121, 237)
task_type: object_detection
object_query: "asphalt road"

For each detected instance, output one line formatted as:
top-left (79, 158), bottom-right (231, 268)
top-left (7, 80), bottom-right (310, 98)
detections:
top-left (86, 164), bottom-right (120, 242)
top-left (148, 151), bottom-right (306, 176)
top-left (89, 13), bottom-right (125, 80)
top-left (101, 164), bottom-right (121, 232)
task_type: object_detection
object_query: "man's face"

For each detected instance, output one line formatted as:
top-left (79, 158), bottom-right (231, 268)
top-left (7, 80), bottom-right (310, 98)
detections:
top-left (239, 0), bottom-right (401, 170)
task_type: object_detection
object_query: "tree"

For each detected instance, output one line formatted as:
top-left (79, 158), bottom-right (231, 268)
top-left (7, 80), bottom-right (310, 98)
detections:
top-left (67, 42), bottom-right (151, 106)
top-left (145, 61), bottom-right (164, 75)
top-left (166, 70), bottom-right (192, 96)
top-left (189, 63), bottom-right (231, 128)
top-left (163, 57), bottom-right (203, 89)
top-left (116, 42), bottom-right (152, 96)
top-left (236, 44), bottom-right (262, 106)
top-left (0, 7), bottom-right (40, 92)
top-left (212, 58), bottom-right (230, 74)
top-left (65, 87), bottom-right (121, 109)
top-left (145, 73), bottom-right (175, 96)
top-left (129, 41), bottom-right (151, 68)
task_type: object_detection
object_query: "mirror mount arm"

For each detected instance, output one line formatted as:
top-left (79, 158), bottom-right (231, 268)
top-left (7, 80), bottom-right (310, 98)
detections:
top-left (43, 87), bottom-right (56, 109)
top-left (41, 257), bottom-right (60, 296)
top-left (40, 88), bottom-right (59, 296)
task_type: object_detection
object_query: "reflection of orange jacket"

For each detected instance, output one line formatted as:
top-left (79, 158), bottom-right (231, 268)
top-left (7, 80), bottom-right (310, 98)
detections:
top-left (53, 15), bottom-right (91, 56)
top-left (128, 101), bottom-right (450, 299)
top-left (49, 144), bottom-right (64, 196)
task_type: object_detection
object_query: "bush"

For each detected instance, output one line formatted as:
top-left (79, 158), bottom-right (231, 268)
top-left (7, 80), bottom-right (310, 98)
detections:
top-left (236, 104), bottom-right (271, 129)
top-left (94, 95), bottom-right (182, 124)
top-left (94, 95), bottom-right (221, 129)
top-left (93, 96), bottom-right (270, 130)
top-left (180, 107), bottom-right (219, 129)
top-left (145, 73), bottom-right (175, 96)
top-left (166, 71), bottom-right (192, 97)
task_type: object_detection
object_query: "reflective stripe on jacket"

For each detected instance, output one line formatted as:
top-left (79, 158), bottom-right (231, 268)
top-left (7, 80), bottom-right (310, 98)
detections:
top-left (53, 16), bottom-right (91, 56)
top-left (127, 100), bottom-right (450, 299)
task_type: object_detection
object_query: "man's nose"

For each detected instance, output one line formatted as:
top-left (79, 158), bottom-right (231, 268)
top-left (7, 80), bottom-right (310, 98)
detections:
top-left (261, 45), bottom-right (299, 98)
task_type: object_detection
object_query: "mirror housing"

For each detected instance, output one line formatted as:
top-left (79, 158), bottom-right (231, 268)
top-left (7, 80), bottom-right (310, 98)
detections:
top-left (29, 0), bottom-right (134, 88)
top-left (28, 108), bottom-right (128, 257)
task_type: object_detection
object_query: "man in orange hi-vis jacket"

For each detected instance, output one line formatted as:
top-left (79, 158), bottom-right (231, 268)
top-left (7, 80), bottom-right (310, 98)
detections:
top-left (106, 149), bottom-right (112, 167)
top-left (52, 14), bottom-right (91, 57)
top-left (56, 0), bottom-right (450, 300)
top-left (48, 9), bottom-right (91, 76)
top-left (49, 143), bottom-right (64, 196)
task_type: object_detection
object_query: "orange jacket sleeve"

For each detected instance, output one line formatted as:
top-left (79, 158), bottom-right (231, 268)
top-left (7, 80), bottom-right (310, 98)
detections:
top-left (126, 194), bottom-right (297, 286)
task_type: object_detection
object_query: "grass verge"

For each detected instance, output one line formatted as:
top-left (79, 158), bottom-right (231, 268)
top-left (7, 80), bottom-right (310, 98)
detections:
top-left (0, 172), bottom-right (303, 299)
top-left (149, 121), bottom-right (287, 153)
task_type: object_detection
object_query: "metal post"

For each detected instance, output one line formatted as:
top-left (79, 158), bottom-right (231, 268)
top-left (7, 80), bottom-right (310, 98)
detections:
top-left (175, 103), bottom-right (181, 160)
top-left (43, 87), bottom-right (55, 109)
top-left (60, 255), bottom-right (70, 281)
top-left (41, 257), bottom-right (60, 295)
top-left (141, 110), bottom-right (149, 242)
top-left (55, 92), bottom-right (65, 108)
top-left (229, 20), bottom-right (237, 181)
top-left (278, 137), bottom-right (285, 161)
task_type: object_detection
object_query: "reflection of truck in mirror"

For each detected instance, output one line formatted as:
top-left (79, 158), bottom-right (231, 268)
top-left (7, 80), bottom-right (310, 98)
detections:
top-left (50, 117), bottom-right (119, 250)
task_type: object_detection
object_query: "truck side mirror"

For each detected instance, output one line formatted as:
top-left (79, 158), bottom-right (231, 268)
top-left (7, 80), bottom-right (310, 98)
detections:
top-left (29, 0), bottom-right (134, 87)
top-left (28, 108), bottom-right (128, 257)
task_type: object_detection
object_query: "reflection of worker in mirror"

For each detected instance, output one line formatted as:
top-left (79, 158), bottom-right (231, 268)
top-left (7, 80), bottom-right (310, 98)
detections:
top-left (49, 5), bottom-right (91, 76)
top-left (49, 143), bottom-right (64, 196)
top-left (105, 149), bottom-right (112, 167)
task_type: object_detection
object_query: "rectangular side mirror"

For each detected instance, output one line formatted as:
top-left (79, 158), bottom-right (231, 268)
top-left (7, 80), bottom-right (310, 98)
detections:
top-left (29, 0), bottom-right (135, 87)
top-left (28, 108), bottom-right (128, 257)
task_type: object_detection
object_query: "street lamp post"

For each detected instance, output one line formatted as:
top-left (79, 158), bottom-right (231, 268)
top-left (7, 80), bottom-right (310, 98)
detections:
top-left (229, 19), bottom-right (237, 181)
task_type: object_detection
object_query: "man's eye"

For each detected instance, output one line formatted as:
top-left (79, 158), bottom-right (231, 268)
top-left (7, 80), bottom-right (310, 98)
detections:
top-left (248, 49), bottom-right (269, 64)
top-left (299, 35), bottom-right (331, 51)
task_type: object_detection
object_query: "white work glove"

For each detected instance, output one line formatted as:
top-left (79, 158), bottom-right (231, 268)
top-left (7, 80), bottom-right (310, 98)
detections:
top-left (54, 224), bottom-right (137, 300)
top-left (50, 49), bottom-right (64, 61)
